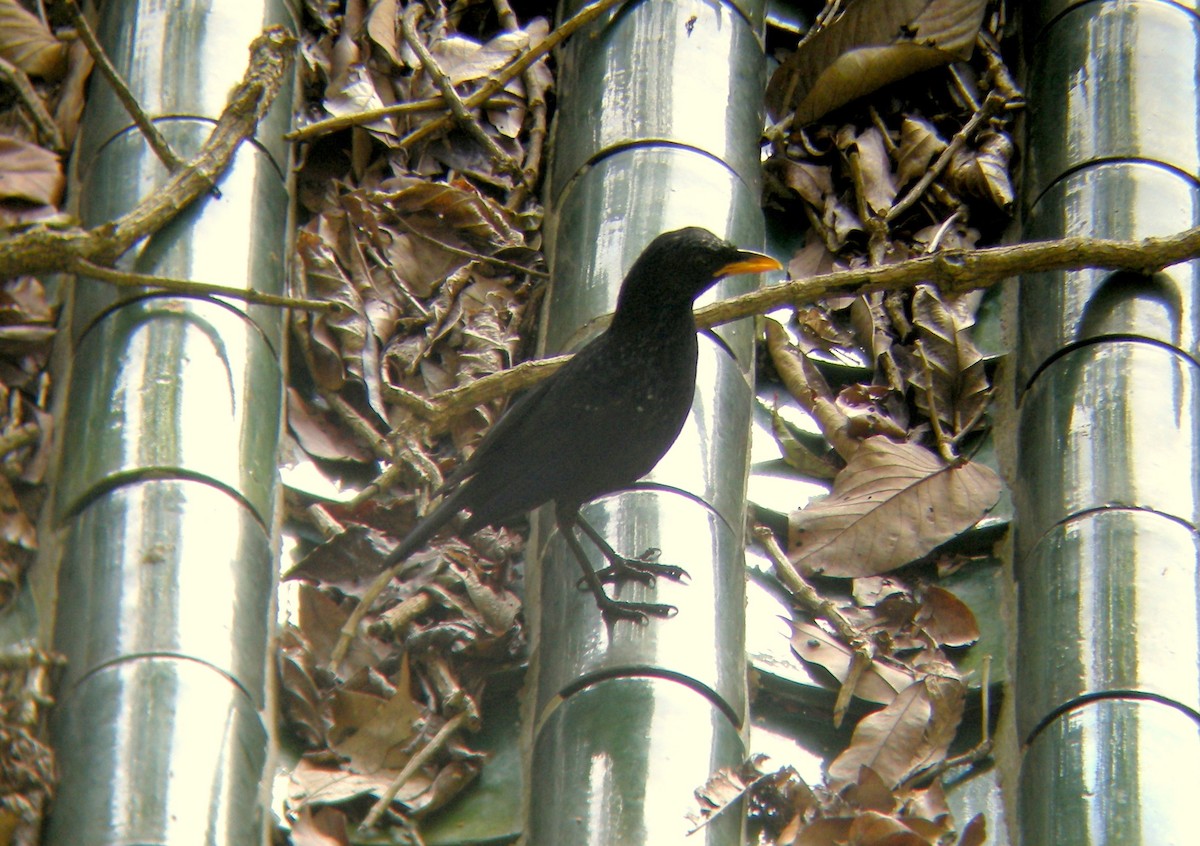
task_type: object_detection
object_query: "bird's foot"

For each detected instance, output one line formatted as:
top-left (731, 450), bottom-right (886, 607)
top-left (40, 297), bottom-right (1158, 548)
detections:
top-left (597, 594), bottom-right (678, 625)
top-left (594, 548), bottom-right (689, 586)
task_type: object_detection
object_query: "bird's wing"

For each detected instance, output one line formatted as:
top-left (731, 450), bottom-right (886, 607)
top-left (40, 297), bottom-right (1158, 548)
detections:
top-left (435, 372), bottom-right (558, 494)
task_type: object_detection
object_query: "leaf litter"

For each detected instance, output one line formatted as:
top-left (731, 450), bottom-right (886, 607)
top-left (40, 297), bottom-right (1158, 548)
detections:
top-left (706, 2), bottom-right (1020, 844)
top-left (0, 0), bottom-right (1019, 841)
top-left (279, 0), bottom-right (550, 838)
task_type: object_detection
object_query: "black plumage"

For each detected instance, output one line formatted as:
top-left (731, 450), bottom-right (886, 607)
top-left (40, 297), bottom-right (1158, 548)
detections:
top-left (379, 226), bottom-right (780, 622)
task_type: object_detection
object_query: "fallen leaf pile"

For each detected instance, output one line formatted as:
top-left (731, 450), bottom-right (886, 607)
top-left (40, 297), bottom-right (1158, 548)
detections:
top-left (724, 1), bottom-right (1018, 843)
top-left (278, 0), bottom-right (554, 837)
top-left (0, 1), bottom-right (93, 838)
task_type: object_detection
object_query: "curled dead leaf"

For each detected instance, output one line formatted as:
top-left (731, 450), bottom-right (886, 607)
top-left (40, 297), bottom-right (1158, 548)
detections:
top-left (767, 0), bottom-right (989, 124)
top-left (907, 285), bottom-right (989, 438)
top-left (0, 0), bottom-right (67, 78)
top-left (0, 138), bottom-right (64, 206)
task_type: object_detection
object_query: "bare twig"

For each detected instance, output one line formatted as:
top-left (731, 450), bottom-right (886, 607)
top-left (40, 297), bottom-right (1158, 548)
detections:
top-left (360, 710), bottom-right (473, 831)
top-left (693, 225), bottom-right (1200, 330)
top-left (72, 259), bottom-right (339, 313)
top-left (0, 26), bottom-right (295, 281)
top-left (0, 56), bottom-right (65, 151)
top-left (916, 345), bottom-right (957, 464)
top-left (398, 0), bottom-right (627, 150)
top-left (0, 423), bottom-right (41, 460)
top-left (63, 0), bottom-right (185, 173)
top-left (495, 0), bottom-right (550, 209)
top-left (285, 92), bottom-right (515, 142)
top-left (332, 561), bottom-right (408, 665)
top-left (754, 525), bottom-right (874, 727)
top-left (886, 91), bottom-right (1008, 225)
top-left (399, 6), bottom-right (519, 173)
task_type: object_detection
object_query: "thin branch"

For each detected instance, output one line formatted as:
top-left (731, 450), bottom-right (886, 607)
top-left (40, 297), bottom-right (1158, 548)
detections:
top-left (398, 0), bottom-right (627, 150)
top-left (495, 0), bottom-right (550, 209)
top-left (382, 352), bottom-right (568, 428)
top-left (369, 225), bottom-right (1200, 446)
top-left (72, 260), bottom-right (340, 313)
top-left (399, 5), bottom-right (519, 174)
top-left (886, 91), bottom-right (1007, 224)
top-left (63, 0), bottom-right (185, 173)
top-left (288, 0), bottom-right (624, 146)
top-left (754, 525), bottom-right (874, 728)
top-left (0, 26), bottom-right (295, 281)
top-left (360, 710), bottom-right (472, 831)
top-left (285, 93), bottom-right (515, 142)
top-left (0, 56), bottom-right (64, 151)
top-left (916, 345), bottom-right (957, 464)
top-left (0, 423), bottom-right (41, 459)
top-left (693, 225), bottom-right (1200, 330)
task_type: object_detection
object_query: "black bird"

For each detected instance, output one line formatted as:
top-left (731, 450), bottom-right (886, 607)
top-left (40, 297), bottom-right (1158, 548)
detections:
top-left (372, 227), bottom-right (780, 624)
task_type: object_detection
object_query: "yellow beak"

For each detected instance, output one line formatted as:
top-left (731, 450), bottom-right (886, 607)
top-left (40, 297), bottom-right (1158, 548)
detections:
top-left (714, 251), bottom-right (783, 278)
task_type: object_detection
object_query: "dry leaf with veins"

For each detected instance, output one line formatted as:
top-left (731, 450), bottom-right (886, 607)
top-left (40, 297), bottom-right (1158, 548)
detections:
top-left (788, 436), bottom-right (1001, 578)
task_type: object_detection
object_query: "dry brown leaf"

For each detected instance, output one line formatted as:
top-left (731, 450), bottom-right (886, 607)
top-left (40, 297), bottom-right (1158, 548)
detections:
top-left (795, 816), bottom-right (854, 846)
top-left (788, 234), bottom-right (843, 281)
top-left (908, 285), bottom-right (989, 436)
top-left (895, 116), bottom-right (947, 187)
top-left (279, 629), bottom-right (326, 749)
top-left (53, 38), bottom-right (94, 150)
top-left (844, 764), bottom-right (898, 812)
top-left (788, 436), bottom-right (1000, 578)
top-left (902, 779), bottom-right (952, 825)
top-left (771, 405), bottom-right (841, 481)
top-left (914, 585), bottom-right (979, 648)
top-left (323, 63), bottom-right (396, 138)
top-left (790, 619), bottom-right (915, 705)
top-left (290, 805), bottom-right (351, 846)
top-left (0, 137), bottom-right (63, 206)
top-left (288, 756), bottom-right (432, 808)
top-left (852, 575), bottom-right (908, 607)
top-left (330, 682), bottom-right (421, 774)
top-left (0, 0), bottom-right (66, 78)
top-left (287, 388), bottom-right (374, 462)
top-left (836, 383), bottom-right (909, 442)
top-left (956, 814), bottom-right (987, 846)
top-left (827, 681), bottom-right (933, 788)
top-left (767, 0), bottom-right (989, 124)
top-left (366, 0), bottom-right (401, 67)
top-left (841, 126), bottom-right (898, 216)
top-left (285, 526), bottom-right (401, 596)
top-left (906, 674), bottom-right (966, 778)
top-left (848, 810), bottom-right (934, 845)
top-left (784, 159), bottom-right (835, 207)
top-left (688, 756), bottom-right (774, 832)
top-left (947, 130), bottom-right (1015, 211)
top-left (427, 23), bottom-right (540, 86)
top-left (295, 226), bottom-right (367, 392)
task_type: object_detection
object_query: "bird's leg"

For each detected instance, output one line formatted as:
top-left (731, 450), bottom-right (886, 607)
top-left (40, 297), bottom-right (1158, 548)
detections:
top-left (556, 507), bottom-right (676, 623)
top-left (574, 514), bottom-right (689, 586)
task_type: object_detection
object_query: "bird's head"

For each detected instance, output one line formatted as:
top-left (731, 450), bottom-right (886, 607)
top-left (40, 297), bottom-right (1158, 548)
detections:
top-left (616, 227), bottom-right (782, 317)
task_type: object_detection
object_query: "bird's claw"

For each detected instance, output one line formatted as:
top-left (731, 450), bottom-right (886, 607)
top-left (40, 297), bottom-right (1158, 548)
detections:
top-left (598, 596), bottom-right (678, 625)
top-left (592, 550), bottom-right (688, 586)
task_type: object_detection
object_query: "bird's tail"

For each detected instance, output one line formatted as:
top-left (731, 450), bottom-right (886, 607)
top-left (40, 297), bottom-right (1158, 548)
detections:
top-left (378, 483), bottom-right (471, 571)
